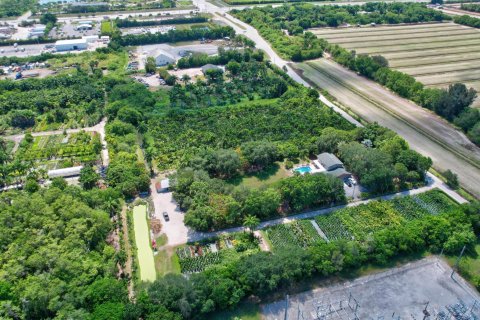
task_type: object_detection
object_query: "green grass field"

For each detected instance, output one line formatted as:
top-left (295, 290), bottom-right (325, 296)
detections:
top-left (133, 205), bottom-right (156, 282)
top-left (227, 162), bottom-right (290, 188)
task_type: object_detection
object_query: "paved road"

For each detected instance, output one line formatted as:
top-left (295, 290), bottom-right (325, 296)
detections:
top-left (5, 118), bottom-right (110, 166)
top-left (439, 6), bottom-right (480, 18)
top-left (295, 60), bottom-right (480, 198)
top-left (154, 172), bottom-right (466, 246)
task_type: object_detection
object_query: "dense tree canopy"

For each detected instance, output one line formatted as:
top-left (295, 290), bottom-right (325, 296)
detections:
top-left (0, 186), bottom-right (126, 318)
top-left (0, 73), bottom-right (105, 131)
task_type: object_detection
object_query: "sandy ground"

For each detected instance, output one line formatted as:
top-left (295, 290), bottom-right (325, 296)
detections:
top-left (296, 59), bottom-right (480, 198)
top-left (169, 67), bottom-right (203, 79)
top-left (262, 257), bottom-right (480, 319)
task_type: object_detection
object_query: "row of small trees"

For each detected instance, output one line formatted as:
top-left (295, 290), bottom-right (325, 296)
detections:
top-left (327, 44), bottom-right (479, 145)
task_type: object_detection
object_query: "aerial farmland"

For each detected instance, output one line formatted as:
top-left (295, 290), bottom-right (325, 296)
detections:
top-left (311, 22), bottom-right (480, 107)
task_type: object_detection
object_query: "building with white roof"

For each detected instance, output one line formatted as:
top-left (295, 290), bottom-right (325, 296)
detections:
top-left (55, 38), bottom-right (88, 52)
top-left (48, 166), bottom-right (83, 178)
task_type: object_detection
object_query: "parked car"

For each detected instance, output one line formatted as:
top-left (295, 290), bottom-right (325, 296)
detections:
top-left (344, 179), bottom-right (352, 187)
top-left (163, 211), bottom-right (169, 221)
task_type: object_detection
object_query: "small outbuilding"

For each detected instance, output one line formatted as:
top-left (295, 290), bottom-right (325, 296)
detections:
top-left (55, 39), bottom-right (88, 52)
top-left (156, 179), bottom-right (170, 193)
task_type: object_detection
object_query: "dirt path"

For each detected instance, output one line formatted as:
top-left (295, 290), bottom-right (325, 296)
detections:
top-left (120, 205), bottom-right (134, 300)
top-left (254, 231), bottom-right (270, 252)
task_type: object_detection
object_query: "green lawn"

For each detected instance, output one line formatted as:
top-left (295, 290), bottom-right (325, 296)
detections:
top-left (154, 246), bottom-right (181, 277)
top-left (133, 205), bottom-right (156, 282)
top-left (228, 162), bottom-right (290, 189)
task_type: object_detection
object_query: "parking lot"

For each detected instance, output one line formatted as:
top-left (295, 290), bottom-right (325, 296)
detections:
top-left (49, 21), bottom-right (100, 39)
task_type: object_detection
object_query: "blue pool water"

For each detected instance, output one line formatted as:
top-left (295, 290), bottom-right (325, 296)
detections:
top-left (294, 166), bottom-right (312, 174)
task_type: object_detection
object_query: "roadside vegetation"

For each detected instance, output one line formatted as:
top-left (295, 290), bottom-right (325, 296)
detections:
top-left (110, 25), bottom-right (234, 47)
top-left (460, 3), bottom-right (480, 13)
top-left (115, 16), bottom-right (209, 28)
top-left (454, 14), bottom-right (480, 28)
top-left (37, 0), bottom-right (177, 16)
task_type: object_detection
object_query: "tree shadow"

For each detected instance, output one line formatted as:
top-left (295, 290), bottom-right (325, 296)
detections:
top-left (249, 163), bottom-right (281, 181)
top-left (227, 163), bottom-right (282, 186)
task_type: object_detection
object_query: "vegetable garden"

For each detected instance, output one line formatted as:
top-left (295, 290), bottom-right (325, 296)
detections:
top-left (16, 131), bottom-right (101, 165)
top-left (265, 190), bottom-right (458, 249)
top-left (176, 233), bottom-right (259, 273)
top-left (264, 220), bottom-right (323, 250)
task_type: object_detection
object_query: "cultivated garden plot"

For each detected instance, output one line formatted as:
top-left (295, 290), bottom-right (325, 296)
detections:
top-left (175, 233), bottom-right (260, 273)
top-left (264, 190), bottom-right (458, 247)
top-left (15, 131), bottom-right (102, 170)
top-left (311, 22), bottom-right (480, 107)
top-left (264, 220), bottom-right (324, 250)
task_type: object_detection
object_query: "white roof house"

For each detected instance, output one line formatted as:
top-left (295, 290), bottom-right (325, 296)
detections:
top-left (48, 166), bottom-right (83, 178)
top-left (55, 39), bottom-right (88, 52)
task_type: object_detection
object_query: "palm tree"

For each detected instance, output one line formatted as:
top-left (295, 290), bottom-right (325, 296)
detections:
top-left (181, 74), bottom-right (191, 85)
top-left (243, 215), bottom-right (260, 237)
top-left (104, 197), bottom-right (120, 217)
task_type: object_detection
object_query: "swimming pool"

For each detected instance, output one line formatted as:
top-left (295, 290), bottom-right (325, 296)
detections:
top-left (293, 166), bottom-right (312, 174)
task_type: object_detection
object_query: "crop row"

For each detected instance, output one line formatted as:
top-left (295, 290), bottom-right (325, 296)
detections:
top-left (178, 252), bottom-right (221, 273)
top-left (315, 214), bottom-right (351, 241)
top-left (265, 221), bottom-right (323, 250)
top-left (287, 190), bottom-right (458, 244)
top-left (176, 234), bottom-right (260, 273)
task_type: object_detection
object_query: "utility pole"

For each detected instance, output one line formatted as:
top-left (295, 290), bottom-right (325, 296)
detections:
top-left (284, 294), bottom-right (289, 320)
top-left (451, 245), bottom-right (466, 278)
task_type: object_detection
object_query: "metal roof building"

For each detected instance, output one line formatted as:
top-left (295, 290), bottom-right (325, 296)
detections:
top-left (55, 39), bottom-right (88, 52)
top-left (317, 153), bottom-right (344, 171)
top-left (48, 166), bottom-right (83, 178)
